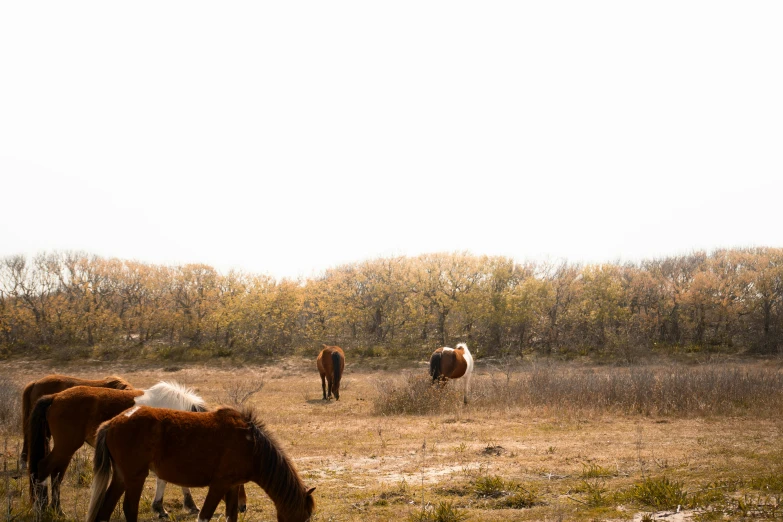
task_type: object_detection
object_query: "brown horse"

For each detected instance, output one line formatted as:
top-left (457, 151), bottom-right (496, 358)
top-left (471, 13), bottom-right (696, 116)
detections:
top-left (21, 374), bottom-right (132, 469)
top-left (28, 381), bottom-right (222, 516)
top-left (429, 342), bottom-right (475, 404)
top-left (317, 345), bottom-right (345, 400)
top-left (86, 406), bottom-right (316, 522)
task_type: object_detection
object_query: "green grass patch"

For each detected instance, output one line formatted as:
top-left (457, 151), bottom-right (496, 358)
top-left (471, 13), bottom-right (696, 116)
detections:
top-left (621, 476), bottom-right (687, 510)
top-left (579, 463), bottom-right (616, 479)
top-left (408, 501), bottom-right (469, 522)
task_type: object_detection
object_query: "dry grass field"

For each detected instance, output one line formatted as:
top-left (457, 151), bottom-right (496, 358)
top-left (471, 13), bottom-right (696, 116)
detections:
top-left (2, 356), bottom-right (783, 521)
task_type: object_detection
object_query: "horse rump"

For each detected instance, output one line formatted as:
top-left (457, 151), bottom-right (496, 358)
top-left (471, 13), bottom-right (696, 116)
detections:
top-left (28, 395), bottom-right (54, 504)
top-left (429, 351), bottom-right (442, 381)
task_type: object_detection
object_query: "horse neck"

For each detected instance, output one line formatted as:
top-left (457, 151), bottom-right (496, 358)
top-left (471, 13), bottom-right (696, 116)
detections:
top-left (100, 377), bottom-right (129, 389)
top-left (456, 344), bottom-right (474, 372)
top-left (250, 429), bottom-right (308, 519)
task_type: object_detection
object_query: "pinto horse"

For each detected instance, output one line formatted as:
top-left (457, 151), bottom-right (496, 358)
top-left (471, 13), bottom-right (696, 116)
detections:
top-left (28, 381), bottom-right (229, 517)
top-left (86, 406), bottom-right (316, 522)
top-left (429, 342), bottom-right (475, 404)
top-left (317, 345), bottom-right (345, 400)
top-left (20, 374), bottom-right (132, 470)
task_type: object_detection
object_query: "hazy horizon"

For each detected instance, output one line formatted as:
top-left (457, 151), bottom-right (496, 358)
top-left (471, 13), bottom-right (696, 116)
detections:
top-left (2, 2), bottom-right (781, 280)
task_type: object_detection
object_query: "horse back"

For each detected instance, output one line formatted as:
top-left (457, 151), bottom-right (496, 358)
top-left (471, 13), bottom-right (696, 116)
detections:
top-left (48, 387), bottom-right (141, 445)
top-left (104, 407), bottom-right (255, 487)
top-left (28, 375), bottom-right (131, 405)
top-left (317, 345), bottom-right (344, 377)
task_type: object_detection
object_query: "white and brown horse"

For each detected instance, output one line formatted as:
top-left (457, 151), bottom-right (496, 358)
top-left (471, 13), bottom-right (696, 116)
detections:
top-left (429, 342), bottom-right (475, 404)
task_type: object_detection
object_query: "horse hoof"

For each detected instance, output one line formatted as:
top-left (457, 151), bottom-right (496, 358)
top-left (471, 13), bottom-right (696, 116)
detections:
top-left (151, 501), bottom-right (169, 518)
top-left (239, 504), bottom-right (247, 513)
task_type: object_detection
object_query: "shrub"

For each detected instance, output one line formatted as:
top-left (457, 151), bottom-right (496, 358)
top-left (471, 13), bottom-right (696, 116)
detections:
top-left (373, 374), bottom-right (462, 415)
top-left (474, 475), bottom-right (508, 499)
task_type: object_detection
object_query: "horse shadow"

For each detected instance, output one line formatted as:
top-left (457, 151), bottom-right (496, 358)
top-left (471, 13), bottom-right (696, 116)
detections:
top-left (305, 398), bottom-right (335, 405)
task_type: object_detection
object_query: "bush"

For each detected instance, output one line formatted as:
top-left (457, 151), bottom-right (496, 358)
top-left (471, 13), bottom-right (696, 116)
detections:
top-left (373, 374), bottom-right (462, 415)
top-left (474, 475), bottom-right (507, 499)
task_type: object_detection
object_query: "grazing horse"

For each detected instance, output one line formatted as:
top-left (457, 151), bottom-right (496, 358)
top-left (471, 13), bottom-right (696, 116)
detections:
top-left (86, 406), bottom-right (316, 522)
top-left (429, 342), bottom-right (475, 404)
top-left (21, 374), bottom-right (132, 470)
top-left (317, 345), bottom-right (345, 400)
top-left (28, 381), bottom-right (222, 517)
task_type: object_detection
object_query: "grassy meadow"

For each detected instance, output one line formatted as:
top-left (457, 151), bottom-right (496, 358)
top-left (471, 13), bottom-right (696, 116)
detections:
top-left (2, 354), bottom-right (783, 521)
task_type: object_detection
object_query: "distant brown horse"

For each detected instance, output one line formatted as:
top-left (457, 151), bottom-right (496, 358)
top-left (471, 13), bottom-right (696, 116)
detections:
top-left (86, 406), bottom-right (316, 522)
top-left (317, 345), bottom-right (345, 400)
top-left (21, 374), bottom-right (132, 469)
top-left (429, 342), bottom-right (475, 404)
top-left (28, 382), bottom-right (226, 516)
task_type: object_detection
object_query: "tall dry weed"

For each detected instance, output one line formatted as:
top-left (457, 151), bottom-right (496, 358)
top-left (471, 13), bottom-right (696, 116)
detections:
top-left (219, 375), bottom-right (266, 407)
top-left (373, 374), bottom-right (462, 415)
top-left (0, 377), bottom-right (21, 434)
top-left (376, 364), bottom-right (783, 417)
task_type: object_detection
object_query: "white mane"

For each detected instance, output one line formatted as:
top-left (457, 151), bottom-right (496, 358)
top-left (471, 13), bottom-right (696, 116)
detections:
top-left (455, 343), bottom-right (474, 373)
top-left (134, 381), bottom-right (206, 411)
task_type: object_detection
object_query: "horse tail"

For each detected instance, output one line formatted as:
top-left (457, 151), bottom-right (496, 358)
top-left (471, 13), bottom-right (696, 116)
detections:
top-left (21, 381), bottom-right (34, 469)
top-left (86, 425), bottom-right (112, 522)
top-left (332, 351), bottom-right (342, 384)
top-left (429, 352), bottom-right (442, 381)
top-left (28, 395), bottom-right (53, 501)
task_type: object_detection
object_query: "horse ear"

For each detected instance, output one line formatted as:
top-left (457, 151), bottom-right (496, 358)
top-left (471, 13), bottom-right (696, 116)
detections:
top-left (307, 487), bottom-right (316, 495)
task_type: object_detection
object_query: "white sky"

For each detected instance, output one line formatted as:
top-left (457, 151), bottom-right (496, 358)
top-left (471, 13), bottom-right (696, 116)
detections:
top-left (1, 2), bottom-right (781, 280)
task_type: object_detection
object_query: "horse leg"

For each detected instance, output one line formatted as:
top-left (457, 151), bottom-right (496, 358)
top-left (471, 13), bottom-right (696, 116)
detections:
top-left (121, 471), bottom-right (148, 522)
top-left (49, 461), bottom-right (71, 515)
top-left (96, 473), bottom-right (126, 522)
top-left (223, 486), bottom-right (239, 522)
top-left (327, 376), bottom-right (333, 400)
top-left (182, 486), bottom-right (199, 514)
top-left (463, 372), bottom-right (472, 405)
top-left (320, 374), bottom-right (327, 400)
top-left (238, 484), bottom-right (247, 513)
top-left (198, 485), bottom-right (228, 522)
top-left (34, 441), bottom-right (76, 512)
top-left (151, 478), bottom-right (169, 518)
top-left (20, 438), bottom-right (29, 471)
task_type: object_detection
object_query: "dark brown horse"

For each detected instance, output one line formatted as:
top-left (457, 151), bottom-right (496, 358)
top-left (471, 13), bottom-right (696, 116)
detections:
top-left (317, 345), bottom-right (345, 400)
top-left (86, 406), bottom-right (315, 522)
top-left (429, 342), bottom-right (475, 404)
top-left (21, 374), bottom-right (132, 469)
top-left (28, 382), bottom-right (217, 516)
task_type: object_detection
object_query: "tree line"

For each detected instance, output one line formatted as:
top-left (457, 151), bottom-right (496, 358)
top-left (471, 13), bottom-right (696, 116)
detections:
top-left (1, 248), bottom-right (781, 358)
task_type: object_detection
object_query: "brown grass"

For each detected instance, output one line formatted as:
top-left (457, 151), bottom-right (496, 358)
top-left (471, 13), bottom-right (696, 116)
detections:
top-left (0, 376), bottom-right (21, 435)
top-left (2, 358), bottom-right (783, 520)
